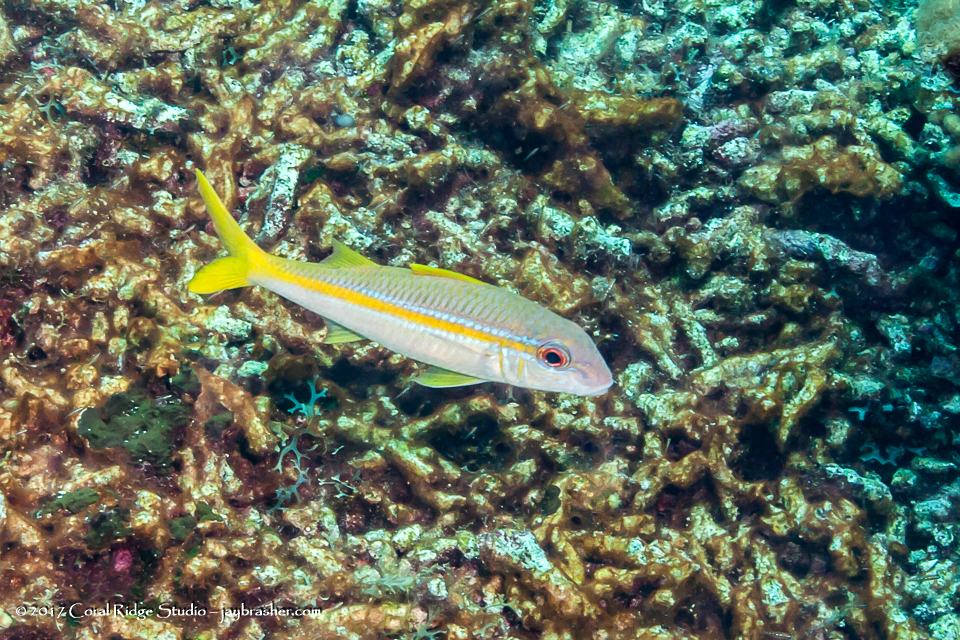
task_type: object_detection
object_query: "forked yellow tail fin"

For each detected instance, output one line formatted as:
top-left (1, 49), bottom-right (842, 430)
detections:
top-left (188, 169), bottom-right (269, 294)
top-left (189, 256), bottom-right (250, 293)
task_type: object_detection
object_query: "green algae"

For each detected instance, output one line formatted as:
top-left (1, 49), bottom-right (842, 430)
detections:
top-left (168, 515), bottom-right (197, 542)
top-left (83, 508), bottom-right (133, 550)
top-left (195, 501), bottom-right (223, 523)
top-left (77, 390), bottom-right (190, 473)
top-left (168, 502), bottom-right (223, 545)
top-left (203, 411), bottom-right (233, 438)
top-left (170, 364), bottom-right (201, 397)
top-left (36, 488), bottom-right (99, 517)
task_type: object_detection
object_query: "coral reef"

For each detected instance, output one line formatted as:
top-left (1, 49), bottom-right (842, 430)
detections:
top-left (0, 0), bottom-right (958, 638)
top-left (917, 0), bottom-right (960, 80)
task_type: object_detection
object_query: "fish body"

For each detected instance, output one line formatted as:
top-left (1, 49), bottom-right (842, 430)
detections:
top-left (188, 170), bottom-right (613, 396)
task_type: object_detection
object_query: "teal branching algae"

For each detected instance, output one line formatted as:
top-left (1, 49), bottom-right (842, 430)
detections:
top-left (0, 0), bottom-right (958, 638)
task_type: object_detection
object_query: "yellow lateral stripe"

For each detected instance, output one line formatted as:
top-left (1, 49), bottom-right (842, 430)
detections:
top-left (263, 259), bottom-right (534, 353)
top-left (334, 278), bottom-right (531, 351)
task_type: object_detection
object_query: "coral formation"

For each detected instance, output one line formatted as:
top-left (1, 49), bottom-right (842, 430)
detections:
top-left (0, 0), bottom-right (958, 638)
top-left (917, 0), bottom-right (960, 78)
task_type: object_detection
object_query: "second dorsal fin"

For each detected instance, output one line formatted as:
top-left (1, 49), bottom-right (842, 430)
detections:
top-left (410, 263), bottom-right (486, 285)
top-left (319, 240), bottom-right (378, 268)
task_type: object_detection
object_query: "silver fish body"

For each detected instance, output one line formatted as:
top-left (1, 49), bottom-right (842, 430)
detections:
top-left (188, 169), bottom-right (613, 396)
top-left (258, 260), bottom-right (613, 395)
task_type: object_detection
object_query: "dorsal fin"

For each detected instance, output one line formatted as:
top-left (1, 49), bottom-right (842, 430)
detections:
top-left (410, 263), bottom-right (487, 285)
top-left (319, 240), bottom-right (378, 268)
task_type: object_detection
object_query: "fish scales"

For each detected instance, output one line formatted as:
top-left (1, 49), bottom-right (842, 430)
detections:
top-left (260, 262), bottom-right (513, 366)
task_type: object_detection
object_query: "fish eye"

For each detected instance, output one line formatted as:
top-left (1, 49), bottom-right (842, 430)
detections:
top-left (538, 344), bottom-right (570, 368)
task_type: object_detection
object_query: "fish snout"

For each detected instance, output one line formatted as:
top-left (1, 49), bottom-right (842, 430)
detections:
top-left (576, 360), bottom-right (614, 396)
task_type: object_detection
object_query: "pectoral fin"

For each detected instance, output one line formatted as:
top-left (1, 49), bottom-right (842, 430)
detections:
top-left (414, 366), bottom-right (485, 388)
top-left (324, 321), bottom-right (366, 344)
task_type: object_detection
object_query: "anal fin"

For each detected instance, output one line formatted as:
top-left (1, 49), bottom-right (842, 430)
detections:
top-left (414, 366), bottom-right (485, 388)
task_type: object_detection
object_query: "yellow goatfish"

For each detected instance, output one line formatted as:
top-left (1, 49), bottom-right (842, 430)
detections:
top-left (188, 170), bottom-right (613, 396)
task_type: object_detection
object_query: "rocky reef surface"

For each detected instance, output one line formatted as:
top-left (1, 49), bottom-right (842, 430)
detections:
top-left (0, 0), bottom-right (958, 638)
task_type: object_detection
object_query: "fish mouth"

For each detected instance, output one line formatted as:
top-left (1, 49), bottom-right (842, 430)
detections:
top-left (580, 380), bottom-right (613, 396)
top-left (576, 369), bottom-right (614, 396)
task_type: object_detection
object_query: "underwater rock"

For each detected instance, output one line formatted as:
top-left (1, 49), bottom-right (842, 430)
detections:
top-left (822, 464), bottom-right (895, 511)
top-left (918, 0), bottom-right (960, 79)
top-left (390, 2), bottom-right (474, 93)
top-left (0, 10), bottom-right (13, 65)
top-left (49, 67), bottom-right (192, 133)
top-left (248, 144), bottom-right (313, 246)
top-left (770, 229), bottom-right (895, 291)
top-left (739, 136), bottom-right (904, 205)
top-left (194, 366), bottom-right (278, 455)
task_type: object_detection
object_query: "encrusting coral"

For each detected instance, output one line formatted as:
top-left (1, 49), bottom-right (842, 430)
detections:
top-left (0, 0), bottom-right (958, 638)
top-left (917, 0), bottom-right (960, 82)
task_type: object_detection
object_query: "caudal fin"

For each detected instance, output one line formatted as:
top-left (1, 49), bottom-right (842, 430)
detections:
top-left (189, 257), bottom-right (251, 293)
top-left (188, 169), bottom-right (268, 294)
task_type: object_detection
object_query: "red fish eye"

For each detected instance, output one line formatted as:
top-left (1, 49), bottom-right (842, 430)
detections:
top-left (538, 345), bottom-right (569, 368)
